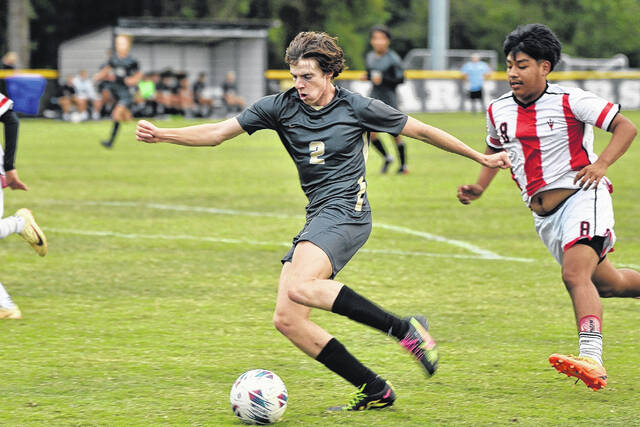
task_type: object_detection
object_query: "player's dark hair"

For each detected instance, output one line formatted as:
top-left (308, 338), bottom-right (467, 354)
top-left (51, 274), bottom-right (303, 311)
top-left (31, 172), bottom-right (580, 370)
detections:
top-left (285, 32), bottom-right (346, 78)
top-left (503, 24), bottom-right (562, 70)
top-left (370, 25), bottom-right (391, 40)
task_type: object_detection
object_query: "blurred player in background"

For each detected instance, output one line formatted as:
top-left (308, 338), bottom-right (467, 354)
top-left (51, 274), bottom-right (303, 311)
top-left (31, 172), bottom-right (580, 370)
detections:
top-left (365, 25), bottom-right (407, 174)
top-left (461, 53), bottom-right (491, 114)
top-left (458, 23), bottom-right (640, 391)
top-left (94, 34), bottom-right (142, 148)
top-left (137, 32), bottom-right (510, 410)
top-left (0, 92), bottom-right (48, 319)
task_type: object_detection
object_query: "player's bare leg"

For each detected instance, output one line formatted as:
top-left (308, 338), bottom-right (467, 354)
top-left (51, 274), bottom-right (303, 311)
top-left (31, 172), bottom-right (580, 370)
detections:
top-left (592, 258), bottom-right (640, 298)
top-left (550, 244), bottom-right (607, 390)
top-left (273, 243), bottom-right (394, 410)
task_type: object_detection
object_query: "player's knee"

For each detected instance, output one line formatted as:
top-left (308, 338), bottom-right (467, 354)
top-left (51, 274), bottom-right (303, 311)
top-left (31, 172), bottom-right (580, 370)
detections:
top-left (561, 267), bottom-right (587, 291)
top-left (272, 311), bottom-right (298, 337)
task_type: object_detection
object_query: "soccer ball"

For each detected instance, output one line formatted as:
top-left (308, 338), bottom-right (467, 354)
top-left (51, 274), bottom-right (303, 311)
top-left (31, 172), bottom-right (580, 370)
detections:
top-left (230, 369), bottom-right (288, 425)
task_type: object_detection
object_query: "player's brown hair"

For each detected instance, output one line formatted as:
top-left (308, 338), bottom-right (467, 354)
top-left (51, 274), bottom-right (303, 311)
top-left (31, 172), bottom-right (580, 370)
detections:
top-left (285, 32), bottom-right (346, 78)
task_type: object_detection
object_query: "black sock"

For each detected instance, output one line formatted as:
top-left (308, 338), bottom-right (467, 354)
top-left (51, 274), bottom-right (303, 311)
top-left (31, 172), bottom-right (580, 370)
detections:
top-left (108, 121), bottom-right (120, 144)
top-left (396, 141), bottom-right (406, 167)
top-left (371, 138), bottom-right (388, 158)
top-left (316, 338), bottom-right (385, 394)
top-left (332, 286), bottom-right (408, 339)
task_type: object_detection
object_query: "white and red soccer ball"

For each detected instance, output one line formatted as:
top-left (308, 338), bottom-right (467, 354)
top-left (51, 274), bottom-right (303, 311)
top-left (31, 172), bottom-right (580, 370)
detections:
top-left (230, 369), bottom-right (288, 425)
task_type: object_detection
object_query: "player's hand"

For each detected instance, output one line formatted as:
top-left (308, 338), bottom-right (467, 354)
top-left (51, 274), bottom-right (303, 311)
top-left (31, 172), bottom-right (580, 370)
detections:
top-left (136, 120), bottom-right (161, 143)
top-left (4, 169), bottom-right (28, 191)
top-left (371, 75), bottom-right (383, 86)
top-left (483, 151), bottom-right (511, 169)
top-left (574, 160), bottom-right (607, 190)
top-left (457, 184), bottom-right (484, 205)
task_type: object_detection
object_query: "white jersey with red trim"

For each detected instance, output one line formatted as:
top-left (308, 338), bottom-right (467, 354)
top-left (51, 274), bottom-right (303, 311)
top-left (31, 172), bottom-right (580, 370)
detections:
top-left (486, 83), bottom-right (619, 206)
top-left (0, 92), bottom-right (13, 117)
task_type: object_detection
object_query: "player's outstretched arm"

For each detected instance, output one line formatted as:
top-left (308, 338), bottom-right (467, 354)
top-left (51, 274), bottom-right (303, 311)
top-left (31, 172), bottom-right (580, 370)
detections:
top-left (457, 146), bottom-right (503, 205)
top-left (136, 118), bottom-right (245, 147)
top-left (401, 116), bottom-right (511, 169)
top-left (574, 113), bottom-right (638, 190)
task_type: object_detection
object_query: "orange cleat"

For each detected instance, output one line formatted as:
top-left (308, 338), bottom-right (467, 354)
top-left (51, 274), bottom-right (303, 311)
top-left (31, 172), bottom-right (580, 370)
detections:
top-left (549, 354), bottom-right (607, 390)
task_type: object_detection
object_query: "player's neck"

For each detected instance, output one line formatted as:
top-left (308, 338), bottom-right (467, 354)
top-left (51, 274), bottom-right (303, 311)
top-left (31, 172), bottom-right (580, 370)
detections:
top-left (313, 84), bottom-right (336, 108)
top-left (514, 81), bottom-right (547, 105)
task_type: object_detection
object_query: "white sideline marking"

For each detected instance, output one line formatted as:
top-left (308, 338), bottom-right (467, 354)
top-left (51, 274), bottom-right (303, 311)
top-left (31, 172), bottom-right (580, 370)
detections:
top-left (45, 227), bottom-right (531, 262)
top-left (42, 200), bottom-right (534, 262)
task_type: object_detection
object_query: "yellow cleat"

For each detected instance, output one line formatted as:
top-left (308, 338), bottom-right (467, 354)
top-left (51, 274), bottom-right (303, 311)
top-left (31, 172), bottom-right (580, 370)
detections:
top-left (0, 305), bottom-right (22, 319)
top-left (15, 208), bottom-right (47, 257)
top-left (549, 353), bottom-right (607, 391)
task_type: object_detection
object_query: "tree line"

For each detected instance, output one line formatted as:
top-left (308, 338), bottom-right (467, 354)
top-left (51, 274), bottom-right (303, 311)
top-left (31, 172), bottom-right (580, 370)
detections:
top-left (1, 0), bottom-right (638, 70)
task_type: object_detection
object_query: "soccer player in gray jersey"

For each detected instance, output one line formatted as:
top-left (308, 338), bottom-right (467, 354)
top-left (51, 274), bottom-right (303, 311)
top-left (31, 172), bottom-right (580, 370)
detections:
top-left (94, 35), bottom-right (142, 148)
top-left (136, 32), bottom-right (510, 411)
top-left (365, 25), bottom-right (408, 173)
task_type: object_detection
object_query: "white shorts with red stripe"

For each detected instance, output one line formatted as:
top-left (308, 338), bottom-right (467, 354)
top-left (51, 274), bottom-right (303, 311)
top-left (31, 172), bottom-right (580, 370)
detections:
top-left (533, 181), bottom-right (615, 265)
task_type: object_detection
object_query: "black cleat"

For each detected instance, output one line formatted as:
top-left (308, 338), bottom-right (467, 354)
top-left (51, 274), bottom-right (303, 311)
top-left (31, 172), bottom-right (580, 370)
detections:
top-left (100, 140), bottom-right (113, 149)
top-left (399, 315), bottom-right (439, 376)
top-left (328, 380), bottom-right (396, 411)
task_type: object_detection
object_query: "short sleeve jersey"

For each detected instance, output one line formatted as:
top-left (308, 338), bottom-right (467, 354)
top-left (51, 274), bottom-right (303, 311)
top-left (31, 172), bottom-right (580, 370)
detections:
top-left (237, 86), bottom-right (408, 216)
top-left (108, 54), bottom-right (139, 87)
top-left (486, 83), bottom-right (620, 206)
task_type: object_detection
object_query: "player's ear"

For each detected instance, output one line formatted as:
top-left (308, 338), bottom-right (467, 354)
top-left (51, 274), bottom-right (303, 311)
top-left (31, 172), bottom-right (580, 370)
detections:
top-left (540, 60), bottom-right (552, 76)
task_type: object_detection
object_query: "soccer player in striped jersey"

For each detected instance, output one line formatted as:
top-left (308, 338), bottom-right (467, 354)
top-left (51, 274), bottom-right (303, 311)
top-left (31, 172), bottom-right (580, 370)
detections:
top-left (458, 23), bottom-right (639, 390)
top-left (0, 92), bottom-right (48, 319)
top-left (137, 32), bottom-right (510, 410)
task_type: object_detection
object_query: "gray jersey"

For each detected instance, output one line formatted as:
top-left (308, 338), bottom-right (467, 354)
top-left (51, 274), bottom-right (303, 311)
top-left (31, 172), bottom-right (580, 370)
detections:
top-left (237, 86), bottom-right (408, 217)
top-left (365, 49), bottom-right (404, 107)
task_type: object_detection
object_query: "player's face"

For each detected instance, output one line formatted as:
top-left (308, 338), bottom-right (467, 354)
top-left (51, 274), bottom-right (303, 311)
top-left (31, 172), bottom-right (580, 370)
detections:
top-left (506, 51), bottom-right (551, 104)
top-left (290, 59), bottom-right (334, 107)
top-left (370, 31), bottom-right (390, 54)
top-left (115, 36), bottom-right (131, 57)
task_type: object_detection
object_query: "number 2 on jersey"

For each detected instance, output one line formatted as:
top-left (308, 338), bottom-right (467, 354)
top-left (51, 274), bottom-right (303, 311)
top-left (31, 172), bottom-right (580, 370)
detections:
top-left (309, 141), bottom-right (325, 164)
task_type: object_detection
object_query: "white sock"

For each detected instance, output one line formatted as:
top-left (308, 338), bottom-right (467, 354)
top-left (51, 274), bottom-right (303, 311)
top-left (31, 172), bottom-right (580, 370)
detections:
top-left (0, 282), bottom-right (16, 309)
top-left (0, 215), bottom-right (25, 238)
top-left (579, 332), bottom-right (603, 366)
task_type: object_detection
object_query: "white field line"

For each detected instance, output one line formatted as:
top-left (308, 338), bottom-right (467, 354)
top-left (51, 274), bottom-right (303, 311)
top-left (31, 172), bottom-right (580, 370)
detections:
top-left (45, 227), bottom-right (532, 262)
top-left (41, 199), bottom-right (534, 262)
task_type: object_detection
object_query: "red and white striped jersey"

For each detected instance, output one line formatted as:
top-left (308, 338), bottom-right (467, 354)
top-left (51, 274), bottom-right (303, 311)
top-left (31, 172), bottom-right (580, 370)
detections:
top-left (486, 83), bottom-right (619, 206)
top-left (0, 92), bottom-right (13, 117)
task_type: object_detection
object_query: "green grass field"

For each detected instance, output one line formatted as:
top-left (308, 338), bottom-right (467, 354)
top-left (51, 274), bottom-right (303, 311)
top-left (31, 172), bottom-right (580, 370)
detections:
top-left (1, 110), bottom-right (639, 426)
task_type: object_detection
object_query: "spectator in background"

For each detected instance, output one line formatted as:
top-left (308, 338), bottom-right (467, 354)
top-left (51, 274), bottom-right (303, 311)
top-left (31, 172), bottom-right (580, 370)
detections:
top-left (94, 34), bottom-right (142, 148)
top-left (0, 52), bottom-right (18, 94)
top-left (135, 72), bottom-right (158, 117)
top-left (365, 25), bottom-right (408, 174)
top-left (222, 71), bottom-right (245, 113)
top-left (460, 53), bottom-right (491, 114)
top-left (155, 70), bottom-right (177, 115)
top-left (57, 75), bottom-right (77, 121)
top-left (192, 72), bottom-right (213, 118)
top-left (72, 70), bottom-right (102, 120)
top-left (176, 72), bottom-right (193, 117)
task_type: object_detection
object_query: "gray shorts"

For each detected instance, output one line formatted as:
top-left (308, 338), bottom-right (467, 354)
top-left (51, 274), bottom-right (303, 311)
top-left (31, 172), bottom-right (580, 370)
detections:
top-left (281, 205), bottom-right (372, 278)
